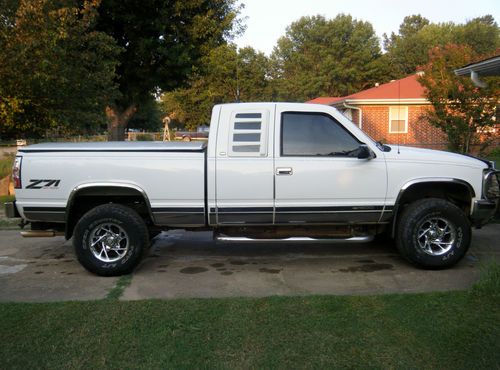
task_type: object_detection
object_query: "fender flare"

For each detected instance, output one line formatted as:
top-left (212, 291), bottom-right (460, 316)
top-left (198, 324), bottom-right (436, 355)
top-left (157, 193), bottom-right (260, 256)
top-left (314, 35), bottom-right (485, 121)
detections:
top-left (65, 182), bottom-right (155, 239)
top-left (390, 177), bottom-right (476, 238)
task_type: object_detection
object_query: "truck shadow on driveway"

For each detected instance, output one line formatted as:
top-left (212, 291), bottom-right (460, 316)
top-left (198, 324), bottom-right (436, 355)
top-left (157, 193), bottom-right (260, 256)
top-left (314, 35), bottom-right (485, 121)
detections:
top-left (0, 226), bottom-right (498, 301)
top-left (124, 227), bottom-right (498, 300)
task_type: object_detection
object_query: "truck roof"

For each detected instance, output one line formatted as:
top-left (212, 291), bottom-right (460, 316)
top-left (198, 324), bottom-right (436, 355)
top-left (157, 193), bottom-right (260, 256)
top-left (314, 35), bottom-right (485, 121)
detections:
top-left (18, 141), bottom-right (207, 153)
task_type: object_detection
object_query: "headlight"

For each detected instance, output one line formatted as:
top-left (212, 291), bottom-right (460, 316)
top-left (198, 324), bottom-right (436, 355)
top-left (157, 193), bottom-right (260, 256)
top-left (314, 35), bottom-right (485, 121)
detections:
top-left (484, 171), bottom-right (500, 200)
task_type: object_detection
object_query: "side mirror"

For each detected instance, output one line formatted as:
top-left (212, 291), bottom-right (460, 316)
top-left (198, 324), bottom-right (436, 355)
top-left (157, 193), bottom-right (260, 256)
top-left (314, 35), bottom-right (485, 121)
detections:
top-left (357, 144), bottom-right (375, 160)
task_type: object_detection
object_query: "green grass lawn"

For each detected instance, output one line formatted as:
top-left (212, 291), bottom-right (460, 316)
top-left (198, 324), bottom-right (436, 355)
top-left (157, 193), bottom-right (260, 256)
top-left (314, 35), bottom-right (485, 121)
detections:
top-left (0, 194), bottom-right (15, 206)
top-left (0, 156), bottom-right (14, 178)
top-left (1, 264), bottom-right (499, 369)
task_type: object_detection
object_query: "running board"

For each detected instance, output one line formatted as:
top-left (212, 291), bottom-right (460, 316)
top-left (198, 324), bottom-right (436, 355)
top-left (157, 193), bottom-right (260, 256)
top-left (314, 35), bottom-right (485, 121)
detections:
top-left (216, 236), bottom-right (374, 243)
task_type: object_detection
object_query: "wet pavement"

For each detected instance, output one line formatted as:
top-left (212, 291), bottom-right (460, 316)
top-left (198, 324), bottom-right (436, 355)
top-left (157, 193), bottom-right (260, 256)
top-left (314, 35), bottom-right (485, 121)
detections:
top-left (0, 225), bottom-right (499, 302)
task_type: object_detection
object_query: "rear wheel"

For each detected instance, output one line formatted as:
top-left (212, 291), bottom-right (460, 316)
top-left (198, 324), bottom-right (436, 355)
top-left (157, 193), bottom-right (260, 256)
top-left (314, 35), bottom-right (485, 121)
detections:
top-left (396, 198), bottom-right (471, 269)
top-left (73, 204), bottom-right (149, 276)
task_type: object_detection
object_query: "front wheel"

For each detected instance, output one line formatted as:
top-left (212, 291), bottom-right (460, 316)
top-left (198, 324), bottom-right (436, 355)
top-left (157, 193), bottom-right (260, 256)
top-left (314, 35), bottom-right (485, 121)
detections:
top-left (73, 204), bottom-right (149, 276)
top-left (396, 198), bottom-right (471, 269)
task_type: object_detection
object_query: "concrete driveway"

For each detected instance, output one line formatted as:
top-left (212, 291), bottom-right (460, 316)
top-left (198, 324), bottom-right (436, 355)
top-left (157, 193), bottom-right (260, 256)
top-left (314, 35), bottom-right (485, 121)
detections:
top-left (0, 225), bottom-right (499, 302)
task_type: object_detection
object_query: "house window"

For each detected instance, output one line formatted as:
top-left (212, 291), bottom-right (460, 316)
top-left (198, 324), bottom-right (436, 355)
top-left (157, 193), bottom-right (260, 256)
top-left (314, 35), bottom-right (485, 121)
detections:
top-left (228, 111), bottom-right (268, 156)
top-left (389, 106), bottom-right (408, 133)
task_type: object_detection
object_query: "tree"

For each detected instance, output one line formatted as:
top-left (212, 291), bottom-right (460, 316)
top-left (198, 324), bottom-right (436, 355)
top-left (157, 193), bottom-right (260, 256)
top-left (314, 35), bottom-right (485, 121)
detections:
top-left (270, 14), bottom-right (387, 102)
top-left (384, 15), bottom-right (500, 78)
top-left (0, 0), bottom-right (120, 140)
top-left (418, 44), bottom-right (499, 153)
top-left (127, 99), bottom-right (164, 132)
top-left (94, 0), bottom-right (241, 140)
top-left (161, 44), bottom-right (272, 130)
top-left (459, 15), bottom-right (500, 56)
top-left (383, 15), bottom-right (432, 77)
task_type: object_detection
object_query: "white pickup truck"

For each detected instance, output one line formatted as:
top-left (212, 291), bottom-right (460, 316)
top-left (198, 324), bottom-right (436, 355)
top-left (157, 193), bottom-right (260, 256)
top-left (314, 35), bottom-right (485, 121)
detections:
top-left (5, 103), bottom-right (499, 276)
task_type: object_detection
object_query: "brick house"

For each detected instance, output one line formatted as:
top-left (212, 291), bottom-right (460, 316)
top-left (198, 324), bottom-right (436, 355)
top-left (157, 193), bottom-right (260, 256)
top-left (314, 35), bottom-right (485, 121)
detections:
top-left (307, 73), bottom-right (447, 149)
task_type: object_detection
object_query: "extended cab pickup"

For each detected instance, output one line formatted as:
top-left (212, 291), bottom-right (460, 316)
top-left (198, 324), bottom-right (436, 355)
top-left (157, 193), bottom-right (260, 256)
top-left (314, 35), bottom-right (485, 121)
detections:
top-left (5, 103), bottom-right (500, 275)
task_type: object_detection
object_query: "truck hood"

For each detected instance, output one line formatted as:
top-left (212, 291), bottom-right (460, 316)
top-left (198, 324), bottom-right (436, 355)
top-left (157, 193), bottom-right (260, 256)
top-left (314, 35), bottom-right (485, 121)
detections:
top-left (384, 145), bottom-right (489, 169)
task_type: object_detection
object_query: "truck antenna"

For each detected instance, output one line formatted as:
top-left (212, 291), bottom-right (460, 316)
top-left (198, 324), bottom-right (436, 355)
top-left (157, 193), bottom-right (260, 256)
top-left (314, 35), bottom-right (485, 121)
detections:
top-left (397, 79), bottom-right (401, 154)
top-left (236, 50), bottom-right (241, 103)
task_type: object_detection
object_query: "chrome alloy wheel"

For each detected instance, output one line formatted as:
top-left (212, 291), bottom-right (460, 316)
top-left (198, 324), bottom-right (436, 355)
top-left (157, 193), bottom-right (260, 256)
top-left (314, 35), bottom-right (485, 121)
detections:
top-left (416, 217), bottom-right (457, 256)
top-left (89, 223), bottom-right (129, 262)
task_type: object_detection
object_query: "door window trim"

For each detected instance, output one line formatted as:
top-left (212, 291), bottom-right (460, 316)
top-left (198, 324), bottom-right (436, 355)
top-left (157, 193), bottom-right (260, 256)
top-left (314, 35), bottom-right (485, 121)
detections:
top-left (279, 111), bottom-right (362, 157)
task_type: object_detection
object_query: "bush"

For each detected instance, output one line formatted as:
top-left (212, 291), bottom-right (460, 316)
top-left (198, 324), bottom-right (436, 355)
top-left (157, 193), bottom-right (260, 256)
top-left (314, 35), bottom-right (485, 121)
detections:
top-left (136, 134), bottom-right (155, 141)
top-left (0, 154), bottom-right (15, 178)
top-left (486, 147), bottom-right (500, 163)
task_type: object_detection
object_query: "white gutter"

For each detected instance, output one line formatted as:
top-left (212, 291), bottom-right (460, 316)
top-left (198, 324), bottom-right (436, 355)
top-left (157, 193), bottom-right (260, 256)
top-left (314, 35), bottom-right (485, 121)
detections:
top-left (344, 98), bottom-right (429, 105)
top-left (343, 102), bottom-right (362, 130)
top-left (470, 71), bottom-right (487, 88)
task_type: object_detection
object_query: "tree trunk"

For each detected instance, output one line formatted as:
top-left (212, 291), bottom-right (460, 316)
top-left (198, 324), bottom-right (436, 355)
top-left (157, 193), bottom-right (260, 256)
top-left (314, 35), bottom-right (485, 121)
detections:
top-left (106, 105), bottom-right (137, 141)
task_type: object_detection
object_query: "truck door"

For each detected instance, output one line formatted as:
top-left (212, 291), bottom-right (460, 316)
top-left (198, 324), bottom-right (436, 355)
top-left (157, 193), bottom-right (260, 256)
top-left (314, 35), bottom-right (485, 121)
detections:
top-left (273, 106), bottom-right (387, 224)
top-left (214, 104), bottom-right (275, 225)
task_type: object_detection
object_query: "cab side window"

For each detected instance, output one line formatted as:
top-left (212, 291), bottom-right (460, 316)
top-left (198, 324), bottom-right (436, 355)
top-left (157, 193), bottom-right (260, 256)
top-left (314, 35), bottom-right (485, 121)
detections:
top-left (281, 112), bottom-right (360, 156)
top-left (229, 111), bottom-right (268, 157)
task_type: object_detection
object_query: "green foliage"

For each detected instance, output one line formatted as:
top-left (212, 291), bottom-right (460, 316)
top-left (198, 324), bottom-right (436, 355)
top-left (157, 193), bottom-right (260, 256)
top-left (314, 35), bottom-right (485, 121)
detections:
top-left (471, 262), bottom-right (500, 299)
top-left (135, 134), bottom-right (155, 141)
top-left (106, 274), bottom-right (133, 300)
top-left (127, 100), bottom-right (164, 132)
top-left (418, 45), bottom-right (499, 153)
top-left (162, 44), bottom-right (272, 130)
top-left (270, 14), bottom-right (387, 101)
top-left (1, 281), bottom-right (500, 368)
top-left (0, 0), bottom-right (121, 140)
top-left (96, 0), bottom-right (241, 108)
top-left (0, 155), bottom-right (14, 178)
top-left (384, 14), bottom-right (500, 77)
top-left (96, 0), bottom-right (242, 139)
top-left (487, 147), bottom-right (500, 164)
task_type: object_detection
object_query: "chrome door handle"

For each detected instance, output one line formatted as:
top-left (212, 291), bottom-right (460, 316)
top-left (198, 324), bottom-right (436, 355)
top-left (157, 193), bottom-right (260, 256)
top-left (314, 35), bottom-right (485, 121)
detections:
top-left (276, 167), bottom-right (293, 175)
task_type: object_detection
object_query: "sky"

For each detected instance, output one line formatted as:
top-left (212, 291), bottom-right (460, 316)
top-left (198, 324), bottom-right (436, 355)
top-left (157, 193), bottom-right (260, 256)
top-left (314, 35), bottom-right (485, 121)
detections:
top-left (234, 0), bottom-right (500, 55)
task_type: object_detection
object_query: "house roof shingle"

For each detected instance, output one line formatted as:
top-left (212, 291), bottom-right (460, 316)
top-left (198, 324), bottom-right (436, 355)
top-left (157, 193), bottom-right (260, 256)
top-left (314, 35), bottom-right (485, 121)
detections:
top-left (307, 74), bottom-right (427, 105)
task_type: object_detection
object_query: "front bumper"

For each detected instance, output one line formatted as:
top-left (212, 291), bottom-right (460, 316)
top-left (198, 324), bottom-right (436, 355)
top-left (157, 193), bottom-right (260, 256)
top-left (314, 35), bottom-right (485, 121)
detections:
top-left (471, 199), bottom-right (499, 227)
top-left (4, 201), bottom-right (20, 218)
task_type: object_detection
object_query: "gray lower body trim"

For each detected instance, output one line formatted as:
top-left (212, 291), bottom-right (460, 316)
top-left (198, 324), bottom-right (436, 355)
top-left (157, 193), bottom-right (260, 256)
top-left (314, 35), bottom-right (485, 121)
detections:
top-left (217, 212), bottom-right (273, 224)
top-left (152, 208), bottom-right (205, 227)
top-left (23, 207), bottom-right (66, 223)
top-left (275, 211), bottom-right (381, 224)
top-left (213, 206), bottom-right (387, 225)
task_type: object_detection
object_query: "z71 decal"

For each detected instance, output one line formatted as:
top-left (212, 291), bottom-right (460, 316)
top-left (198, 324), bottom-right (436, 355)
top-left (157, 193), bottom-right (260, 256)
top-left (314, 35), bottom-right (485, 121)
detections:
top-left (25, 179), bottom-right (61, 189)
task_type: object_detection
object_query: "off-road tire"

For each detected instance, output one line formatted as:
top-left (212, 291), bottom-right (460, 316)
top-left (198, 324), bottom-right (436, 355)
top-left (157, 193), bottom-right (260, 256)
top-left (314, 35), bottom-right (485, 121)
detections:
top-left (396, 198), bottom-right (471, 269)
top-left (73, 204), bottom-right (149, 276)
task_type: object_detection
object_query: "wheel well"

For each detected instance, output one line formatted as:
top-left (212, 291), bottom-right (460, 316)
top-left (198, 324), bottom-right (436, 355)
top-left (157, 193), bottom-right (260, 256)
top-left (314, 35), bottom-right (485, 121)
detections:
top-left (65, 186), bottom-right (153, 239)
top-left (391, 181), bottom-right (474, 237)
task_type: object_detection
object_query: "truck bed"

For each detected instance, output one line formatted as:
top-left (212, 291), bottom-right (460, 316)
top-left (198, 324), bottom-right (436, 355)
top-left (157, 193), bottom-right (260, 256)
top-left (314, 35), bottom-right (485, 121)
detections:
top-left (15, 141), bottom-right (207, 227)
top-left (18, 141), bottom-right (207, 153)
